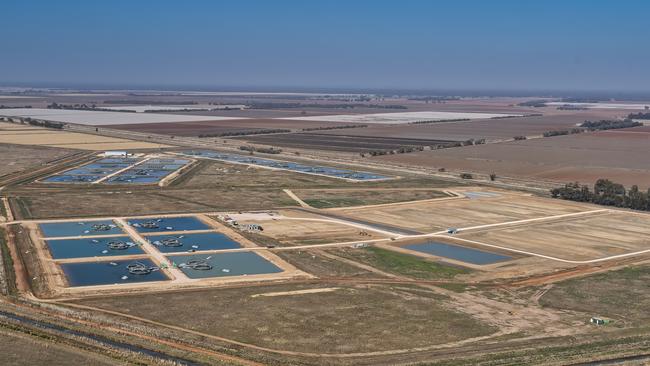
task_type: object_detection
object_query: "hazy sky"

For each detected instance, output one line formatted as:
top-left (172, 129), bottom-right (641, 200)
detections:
top-left (2, 0), bottom-right (649, 92)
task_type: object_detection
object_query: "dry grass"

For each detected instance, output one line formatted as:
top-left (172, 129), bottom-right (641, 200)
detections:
top-left (334, 191), bottom-right (588, 233)
top-left (460, 210), bottom-right (650, 261)
top-left (0, 122), bottom-right (169, 150)
top-left (73, 283), bottom-right (494, 354)
top-left (293, 188), bottom-right (448, 208)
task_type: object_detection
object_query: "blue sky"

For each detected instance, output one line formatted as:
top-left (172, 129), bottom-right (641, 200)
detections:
top-left (1, 0), bottom-right (649, 92)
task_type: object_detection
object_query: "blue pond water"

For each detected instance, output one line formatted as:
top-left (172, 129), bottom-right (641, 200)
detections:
top-left (145, 232), bottom-right (241, 253)
top-left (404, 241), bottom-right (511, 265)
top-left (128, 217), bottom-right (211, 233)
top-left (44, 157), bottom-right (142, 184)
top-left (61, 259), bottom-right (169, 287)
top-left (42, 175), bottom-right (103, 183)
top-left (106, 158), bottom-right (190, 184)
top-left (45, 236), bottom-right (144, 259)
top-left (39, 220), bottom-right (123, 237)
top-left (168, 252), bottom-right (282, 279)
top-left (464, 191), bottom-right (501, 200)
top-left (181, 150), bottom-right (389, 181)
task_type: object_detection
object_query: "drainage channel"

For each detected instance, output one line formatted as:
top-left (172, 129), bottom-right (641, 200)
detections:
top-left (0, 310), bottom-right (201, 365)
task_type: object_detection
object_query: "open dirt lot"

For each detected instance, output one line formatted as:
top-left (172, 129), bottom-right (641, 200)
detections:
top-left (459, 210), bottom-right (650, 261)
top-left (0, 143), bottom-right (76, 177)
top-left (71, 282), bottom-right (494, 354)
top-left (0, 122), bottom-right (169, 150)
top-left (333, 189), bottom-right (590, 233)
top-left (377, 127), bottom-right (650, 189)
top-left (234, 214), bottom-right (389, 246)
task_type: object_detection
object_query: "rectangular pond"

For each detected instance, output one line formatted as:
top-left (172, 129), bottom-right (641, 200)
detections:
top-left (60, 259), bottom-right (169, 287)
top-left (403, 241), bottom-right (511, 265)
top-left (127, 216), bottom-right (212, 233)
top-left (145, 232), bottom-right (241, 253)
top-left (45, 236), bottom-right (144, 259)
top-left (43, 157), bottom-right (143, 184)
top-left (39, 220), bottom-right (123, 237)
top-left (42, 175), bottom-right (104, 183)
top-left (180, 150), bottom-right (389, 181)
top-left (168, 252), bottom-right (282, 279)
top-left (106, 158), bottom-right (190, 185)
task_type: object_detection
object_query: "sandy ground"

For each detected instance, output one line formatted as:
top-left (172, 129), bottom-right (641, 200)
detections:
top-left (458, 210), bottom-right (650, 261)
top-left (0, 122), bottom-right (169, 150)
top-left (333, 188), bottom-right (589, 232)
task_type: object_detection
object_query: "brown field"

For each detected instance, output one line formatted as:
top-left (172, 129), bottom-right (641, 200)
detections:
top-left (0, 122), bottom-right (169, 150)
top-left (236, 132), bottom-right (455, 152)
top-left (459, 210), bottom-right (650, 261)
top-left (104, 118), bottom-right (357, 136)
top-left (0, 329), bottom-right (122, 366)
top-left (306, 109), bottom-right (625, 142)
top-left (540, 265), bottom-right (650, 325)
top-left (333, 189), bottom-right (590, 233)
top-left (234, 215), bottom-right (388, 246)
top-left (72, 282), bottom-right (494, 354)
top-left (377, 127), bottom-right (650, 189)
top-left (0, 143), bottom-right (76, 177)
top-left (9, 188), bottom-right (296, 220)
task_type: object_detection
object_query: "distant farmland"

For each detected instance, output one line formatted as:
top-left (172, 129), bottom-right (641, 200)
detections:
top-left (377, 127), bottom-right (650, 188)
top-left (236, 133), bottom-right (457, 153)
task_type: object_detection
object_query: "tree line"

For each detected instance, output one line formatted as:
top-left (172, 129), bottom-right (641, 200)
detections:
top-left (628, 112), bottom-right (650, 120)
top-left (580, 119), bottom-right (642, 130)
top-left (551, 179), bottom-right (650, 211)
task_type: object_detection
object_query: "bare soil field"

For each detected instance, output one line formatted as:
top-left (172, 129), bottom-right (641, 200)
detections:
top-left (236, 132), bottom-right (456, 153)
top-left (377, 127), bottom-right (650, 189)
top-left (459, 210), bottom-right (650, 261)
top-left (72, 282), bottom-right (494, 354)
top-left (333, 189), bottom-right (589, 233)
top-left (234, 215), bottom-right (388, 246)
top-left (0, 143), bottom-right (76, 177)
top-left (292, 188), bottom-right (449, 208)
top-left (104, 118), bottom-right (358, 137)
top-left (0, 122), bottom-right (169, 150)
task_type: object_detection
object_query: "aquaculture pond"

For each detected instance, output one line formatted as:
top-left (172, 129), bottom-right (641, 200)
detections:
top-left (168, 252), bottom-right (282, 279)
top-left (404, 241), bottom-right (511, 265)
top-left (45, 236), bottom-right (144, 259)
top-left (145, 232), bottom-right (241, 253)
top-left (127, 216), bottom-right (212, 233)
top-left (60, 259), bottom-right (169, 287)
top-left (42, 157), bottom-right (142, 184)
top-left (181, 150), bottom-right (389, 181)
top-left (106, 158), bottom-right (190, 184)
top-left (39, 220), bottom-right (123, 237)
